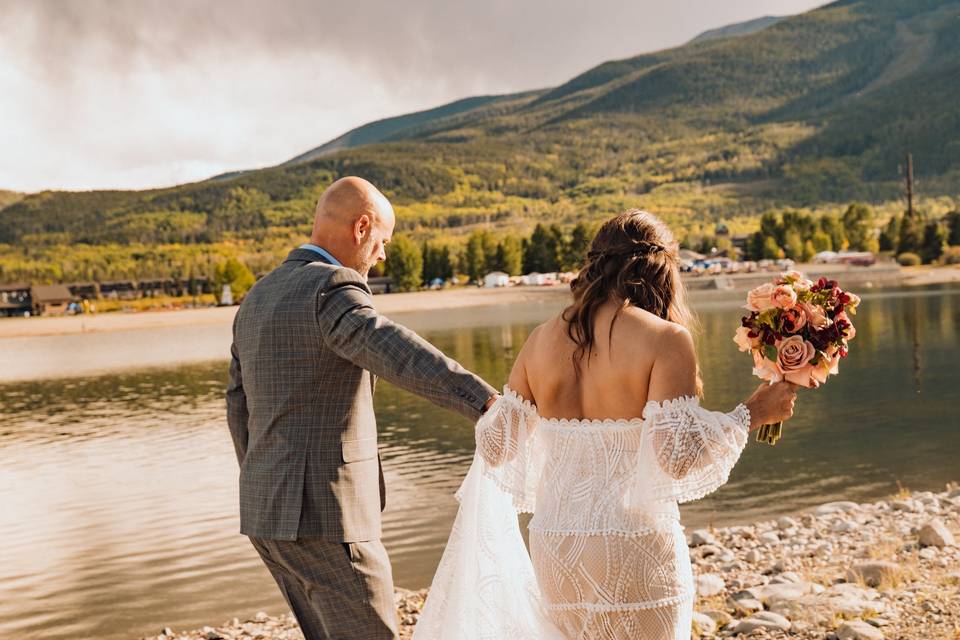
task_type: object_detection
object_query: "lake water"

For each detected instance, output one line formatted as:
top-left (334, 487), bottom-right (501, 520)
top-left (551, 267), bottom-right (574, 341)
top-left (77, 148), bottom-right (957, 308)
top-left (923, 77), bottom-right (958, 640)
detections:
top-left (1, 285), bottom-right (958, 640)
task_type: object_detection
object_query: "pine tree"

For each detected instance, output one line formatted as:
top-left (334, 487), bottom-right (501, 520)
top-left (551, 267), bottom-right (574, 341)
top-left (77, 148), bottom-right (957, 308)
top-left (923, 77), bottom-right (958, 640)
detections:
top-left (842, 203), bottom-right (874, 251)
top-left (920, 221), bottom-right (946, 264)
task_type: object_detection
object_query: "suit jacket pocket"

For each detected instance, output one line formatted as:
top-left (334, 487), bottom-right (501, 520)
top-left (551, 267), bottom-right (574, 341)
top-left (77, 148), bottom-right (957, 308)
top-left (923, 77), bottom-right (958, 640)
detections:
top-left (342, 436), bottom-right (378, 463)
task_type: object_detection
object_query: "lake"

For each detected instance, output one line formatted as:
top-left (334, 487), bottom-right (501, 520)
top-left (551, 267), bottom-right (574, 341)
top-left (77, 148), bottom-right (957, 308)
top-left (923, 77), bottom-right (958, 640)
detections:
top-left (0, 285), bottom-right (958, 640)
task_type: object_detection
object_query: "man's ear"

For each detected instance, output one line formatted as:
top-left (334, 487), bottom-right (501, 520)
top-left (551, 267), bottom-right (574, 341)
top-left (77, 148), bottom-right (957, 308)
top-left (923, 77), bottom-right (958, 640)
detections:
top-left (354, 214), bottom-right (371, 245)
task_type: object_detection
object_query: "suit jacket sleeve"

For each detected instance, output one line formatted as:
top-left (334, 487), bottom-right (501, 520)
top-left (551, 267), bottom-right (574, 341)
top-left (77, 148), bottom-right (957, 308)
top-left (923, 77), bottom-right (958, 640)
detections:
top-left (226, 317), bottom-right (249, 464)
top-left (316, 269), bottom-right (496, 421)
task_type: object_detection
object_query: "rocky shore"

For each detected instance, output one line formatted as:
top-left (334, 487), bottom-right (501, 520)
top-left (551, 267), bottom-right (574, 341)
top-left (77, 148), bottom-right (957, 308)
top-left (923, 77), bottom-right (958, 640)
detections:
top-left (144, 485), bottom-right (959, 640)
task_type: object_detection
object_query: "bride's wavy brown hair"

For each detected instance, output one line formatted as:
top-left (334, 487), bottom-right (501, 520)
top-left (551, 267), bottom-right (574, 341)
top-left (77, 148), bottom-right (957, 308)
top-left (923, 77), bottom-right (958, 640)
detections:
top-left (562, 209), bottom-right (700, 388)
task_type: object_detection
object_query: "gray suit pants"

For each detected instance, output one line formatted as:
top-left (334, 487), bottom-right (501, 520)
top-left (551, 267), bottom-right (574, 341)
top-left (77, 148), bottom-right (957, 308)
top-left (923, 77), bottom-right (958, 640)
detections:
top-left (249, 536), bottom-right (398, 640)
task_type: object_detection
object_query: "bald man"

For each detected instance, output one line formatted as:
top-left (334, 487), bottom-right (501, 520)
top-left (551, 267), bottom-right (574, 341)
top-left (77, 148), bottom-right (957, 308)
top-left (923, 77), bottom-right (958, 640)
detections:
top-left (226, 177), bottom-right (497, 639)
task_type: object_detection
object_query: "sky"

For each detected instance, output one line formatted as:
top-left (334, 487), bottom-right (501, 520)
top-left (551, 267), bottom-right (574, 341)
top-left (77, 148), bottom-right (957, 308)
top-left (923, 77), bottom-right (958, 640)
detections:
top-left (0, 0), bottom-right (828, 193)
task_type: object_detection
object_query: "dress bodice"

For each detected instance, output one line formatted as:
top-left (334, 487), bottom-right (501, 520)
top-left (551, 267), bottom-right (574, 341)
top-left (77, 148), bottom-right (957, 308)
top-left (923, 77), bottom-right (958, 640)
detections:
top-left (476, 387), bottom-right (751, 534)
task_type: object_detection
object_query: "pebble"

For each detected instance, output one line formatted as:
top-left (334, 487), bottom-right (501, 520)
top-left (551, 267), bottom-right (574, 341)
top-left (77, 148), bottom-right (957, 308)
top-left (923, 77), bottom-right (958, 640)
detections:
top-left (696, 573), bottom-right (725, 597)
top-left (836, 619), bottom-right (885, 640)
top-left (731, 610), bottom-right (791, 633)
top-left (152, 488), bottom-right (960, 640)
top-left (689, 529), bottom-right (718, 547)
top-left (918, 518), bottom-right (955, 548)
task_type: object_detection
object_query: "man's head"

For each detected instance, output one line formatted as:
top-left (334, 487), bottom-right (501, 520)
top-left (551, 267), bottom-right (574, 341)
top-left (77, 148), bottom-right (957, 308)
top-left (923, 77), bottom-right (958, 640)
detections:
top-left (310, 177), bottom-right (395, 277)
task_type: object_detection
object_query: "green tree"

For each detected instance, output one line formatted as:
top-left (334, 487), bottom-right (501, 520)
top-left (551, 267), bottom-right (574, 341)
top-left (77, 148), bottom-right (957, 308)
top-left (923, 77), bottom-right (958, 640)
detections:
top-left (562, 222), bottom-right (594, 271)
top-left (842, 203), bottom-right (874, 251)
top-left (214, 257), bottom-right (255, 303)
top-left (920, 221), bottom-right (946, 264)
top-left (879, 215), bottom-right (901, 252)
top-left (422, 242), bottom-right (454, 283)
top-left (811, 230), bottom-right (832, 253)
top-left (762, 235), bottom-right (783, 260)
top-left (898, 212), bottom-right (924, 256)
top-left (497, 236), bottom-right (523, 276)
top-left (523, 223), bottom-right (560, 273)
top-left (385, 234), bottom-right (423, 292)
top-left (802, 240), bottom-right (817, 262)
top-left (784, 230), bottom-right (804, 261)
top-left (819, 214), bottom-right (847, 252)
top-left (944, 211), bottom-right (960, 246)
top-left (464, 231), bottom-right (487, 282)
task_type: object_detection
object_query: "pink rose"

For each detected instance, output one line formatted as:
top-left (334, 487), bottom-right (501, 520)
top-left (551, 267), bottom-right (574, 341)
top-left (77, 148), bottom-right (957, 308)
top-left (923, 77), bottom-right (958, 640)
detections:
top-left (780, 307), bottom-right (807, 333)
top-left (745, 283), bottom-right (777, 312)
top-left (752, 350), bottom-right (783, 383)
top-left (800, 302), bottom-right (829, 329)
top-left (771, 284), bottom-right (798, 309)
top-left (784, 364), bottom-right (816, 388)
top-left (734, 326), bottom-right (759, 352)
top-left (777, 335), bottom-right (815, 372)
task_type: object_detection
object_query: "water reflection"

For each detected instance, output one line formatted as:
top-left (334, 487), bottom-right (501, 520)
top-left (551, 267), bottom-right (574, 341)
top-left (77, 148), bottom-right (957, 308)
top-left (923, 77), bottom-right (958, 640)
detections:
top-left (0, 286), bottom-right (958, 640)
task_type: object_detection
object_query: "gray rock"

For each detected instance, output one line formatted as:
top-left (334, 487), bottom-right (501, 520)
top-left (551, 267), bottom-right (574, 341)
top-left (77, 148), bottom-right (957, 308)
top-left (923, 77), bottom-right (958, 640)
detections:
top-left (777, 516), bottom-right (798, 530)
top-left (814, 501), bottom-right (860, 515)
top-left (757, 581), bottom-right (814, 604)
top-left (758, 531), bottom-right (780, 544)
top-left (836, 620), bottom-right (885, 640)
top-left (846, 561), bottom-right (902, 588)
top-left (691, 611), bottom-right (717, 635)
top-left (690, 529), bottom-right (718, 547)
top-left (703, 609), bottom-right (733, 626)
top-left (745, 549), bottom-right (762, 563)
top-left (731, 611), bottom-right (791, 633)
top-left (832, 519), bottom-right (857, 533)
top-left (726, 595), bottom-right (763, 615)
top-left (918, 518), bottom-right (955, 548)
top-left (696, 573), bottom-right (725, 597)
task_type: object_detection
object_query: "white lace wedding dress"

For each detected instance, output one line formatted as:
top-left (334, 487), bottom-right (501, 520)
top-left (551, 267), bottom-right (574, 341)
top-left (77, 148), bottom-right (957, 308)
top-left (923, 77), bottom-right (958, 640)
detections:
top-left (413, 386), bottom-right (751, 640)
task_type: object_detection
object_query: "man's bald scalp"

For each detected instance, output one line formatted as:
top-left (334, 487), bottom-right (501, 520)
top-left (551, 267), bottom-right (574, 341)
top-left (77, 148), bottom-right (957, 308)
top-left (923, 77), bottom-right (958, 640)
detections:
top-left (314, 176), bottom-right (391, 228)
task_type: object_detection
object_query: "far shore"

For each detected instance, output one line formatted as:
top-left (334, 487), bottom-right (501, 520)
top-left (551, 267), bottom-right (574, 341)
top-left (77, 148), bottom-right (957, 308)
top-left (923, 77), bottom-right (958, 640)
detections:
top-left (1, 262), bottom-right (955, 341)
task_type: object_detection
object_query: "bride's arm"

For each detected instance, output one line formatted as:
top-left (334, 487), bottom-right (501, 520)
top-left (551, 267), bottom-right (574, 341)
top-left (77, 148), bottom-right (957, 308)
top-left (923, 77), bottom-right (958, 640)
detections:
top-left (643, 326), bottom-right (795, 497)
top-left (475, 330), bottom-right (538, 468)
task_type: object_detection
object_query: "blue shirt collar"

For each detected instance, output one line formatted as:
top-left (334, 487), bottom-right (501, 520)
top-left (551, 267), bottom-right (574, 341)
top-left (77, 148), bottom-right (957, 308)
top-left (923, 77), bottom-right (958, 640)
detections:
top-left (299, 243), bottom-right (342, 266)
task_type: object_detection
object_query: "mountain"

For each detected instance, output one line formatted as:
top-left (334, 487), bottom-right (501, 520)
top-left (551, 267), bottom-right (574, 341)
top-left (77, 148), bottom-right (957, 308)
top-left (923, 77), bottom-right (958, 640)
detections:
top-left (0, 190), bottom-right (23, 210)
top-left (2, 0), bottom-right (958, 254)
top-left (687, 16), bottom-right (784, 44)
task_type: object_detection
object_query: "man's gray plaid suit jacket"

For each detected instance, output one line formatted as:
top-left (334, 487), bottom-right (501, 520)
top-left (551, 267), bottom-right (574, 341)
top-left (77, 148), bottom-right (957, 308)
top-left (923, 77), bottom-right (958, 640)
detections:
top-left (226, 247), bottom-right (496, 543)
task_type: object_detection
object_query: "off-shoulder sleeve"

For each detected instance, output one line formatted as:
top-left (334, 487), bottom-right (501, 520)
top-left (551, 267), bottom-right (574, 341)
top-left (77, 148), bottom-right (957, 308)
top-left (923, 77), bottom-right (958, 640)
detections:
top-left (638, 395), bottom-right (751, 504)
top-left (471, 385), bottom-right (542, 513)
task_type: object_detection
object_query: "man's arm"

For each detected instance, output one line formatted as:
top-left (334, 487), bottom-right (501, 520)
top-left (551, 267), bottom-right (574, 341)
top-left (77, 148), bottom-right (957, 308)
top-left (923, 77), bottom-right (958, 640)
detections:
top-left (226, 333), bottom-right (249, 465)
top-left (317, 269), bottom-right (497, 420)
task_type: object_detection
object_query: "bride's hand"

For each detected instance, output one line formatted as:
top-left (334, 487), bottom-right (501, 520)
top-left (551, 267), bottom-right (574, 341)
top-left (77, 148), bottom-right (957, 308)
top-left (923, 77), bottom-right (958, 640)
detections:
top-left (744, 381), bottom-right (797, 430)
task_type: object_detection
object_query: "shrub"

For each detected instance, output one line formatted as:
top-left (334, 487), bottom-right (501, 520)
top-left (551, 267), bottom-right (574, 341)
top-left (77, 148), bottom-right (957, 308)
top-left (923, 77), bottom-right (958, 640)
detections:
top-left (897, 252), bottom-right (921, 266)
top-left (941, 246), bottom-right (960, 265)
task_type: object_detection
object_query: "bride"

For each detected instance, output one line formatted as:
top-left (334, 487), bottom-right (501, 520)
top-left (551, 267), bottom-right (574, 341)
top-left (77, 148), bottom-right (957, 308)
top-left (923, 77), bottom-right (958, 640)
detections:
top-left (413, 210), bottom-right (797, 640)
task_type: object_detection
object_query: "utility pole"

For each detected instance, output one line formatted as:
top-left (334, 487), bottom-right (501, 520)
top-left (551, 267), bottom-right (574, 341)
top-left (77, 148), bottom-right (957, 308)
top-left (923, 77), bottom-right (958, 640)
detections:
top-left (904, 152), bottom-right (915, 217)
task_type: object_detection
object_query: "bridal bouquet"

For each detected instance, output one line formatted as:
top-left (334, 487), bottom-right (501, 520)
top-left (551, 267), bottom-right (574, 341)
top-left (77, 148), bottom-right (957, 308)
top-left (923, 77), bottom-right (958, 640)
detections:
top-left (734, 271), bottom-right (859, 445)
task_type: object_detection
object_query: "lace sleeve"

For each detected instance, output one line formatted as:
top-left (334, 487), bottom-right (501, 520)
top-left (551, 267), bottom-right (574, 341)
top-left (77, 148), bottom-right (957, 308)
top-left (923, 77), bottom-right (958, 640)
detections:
top-left (472, 385), bottom-right (541, 513)
top-left (639, 395), bottom-right (750, 504)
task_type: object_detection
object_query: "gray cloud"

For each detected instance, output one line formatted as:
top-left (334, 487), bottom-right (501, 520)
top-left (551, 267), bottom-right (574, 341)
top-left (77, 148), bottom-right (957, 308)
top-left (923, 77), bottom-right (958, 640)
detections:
top-left (0, 0), bottom-right (827, 191)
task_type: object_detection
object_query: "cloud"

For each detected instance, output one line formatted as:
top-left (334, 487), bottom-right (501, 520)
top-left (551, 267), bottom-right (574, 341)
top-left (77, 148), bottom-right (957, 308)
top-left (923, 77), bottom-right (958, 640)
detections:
top-left (0, 0), bottom-right (827, 191)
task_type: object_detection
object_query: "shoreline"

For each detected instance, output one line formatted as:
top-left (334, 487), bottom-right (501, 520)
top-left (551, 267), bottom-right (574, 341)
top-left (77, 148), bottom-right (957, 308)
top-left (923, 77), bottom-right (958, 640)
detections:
top-left (142, 485), bottom-right (960, 640)
top-left (0, 263), bottom-right (944, 341)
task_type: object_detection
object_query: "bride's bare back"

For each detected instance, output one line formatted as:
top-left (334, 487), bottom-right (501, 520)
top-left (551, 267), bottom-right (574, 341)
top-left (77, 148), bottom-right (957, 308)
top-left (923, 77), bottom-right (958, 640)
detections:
top-left (509, 299), bottom-right (698, 421)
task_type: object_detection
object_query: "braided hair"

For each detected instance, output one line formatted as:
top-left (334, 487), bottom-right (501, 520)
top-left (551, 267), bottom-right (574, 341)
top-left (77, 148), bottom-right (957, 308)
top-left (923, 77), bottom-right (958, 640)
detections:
top-left (562, 210), bottom-right (698, 381)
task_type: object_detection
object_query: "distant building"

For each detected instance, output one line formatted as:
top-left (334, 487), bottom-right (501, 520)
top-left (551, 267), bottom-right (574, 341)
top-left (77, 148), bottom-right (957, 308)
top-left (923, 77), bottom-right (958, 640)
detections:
top-left (30, 284), bottom-right (74, 316)
top-left (0, 283), bottom-right (31, 317)
top-left (67, 282), bottom-right (99, 300)
top-left (99, 281), bottom-right (138, 300)
top-left (483, 271), bottom-right (510, 288)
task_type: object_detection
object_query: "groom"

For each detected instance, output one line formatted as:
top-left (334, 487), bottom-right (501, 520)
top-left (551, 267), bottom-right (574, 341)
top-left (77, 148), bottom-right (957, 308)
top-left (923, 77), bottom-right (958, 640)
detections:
top-left (226, 176), bottom-right (497, 639)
